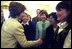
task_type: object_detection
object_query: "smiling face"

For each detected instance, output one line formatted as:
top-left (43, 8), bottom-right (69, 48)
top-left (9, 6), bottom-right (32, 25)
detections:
top-left (56, 8), bottom-right (69, 22)
top-left (36, 9), bottom-right (40, 17)
top-left (40, 14), bottom-right (46, 21)
top-left (18, 11), bottom-right (26, 20)
top-left (22, 13), bottom-right (29, 23)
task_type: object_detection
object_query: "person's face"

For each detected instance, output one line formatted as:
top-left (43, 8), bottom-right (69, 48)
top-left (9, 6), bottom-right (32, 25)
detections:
top-left (36, 9), bottom-right (40, 16)
top-left (50, 16), bottom-right (56, 24)
top-left (56, 8), bottom-right (68, 22)
top-left (22, 14), bottom-right (29, 23)
top-left (28, 16), bottom-right (31, 21)
top-left (18, 11), bottom-right (26, 20)
top-left (40, 14), bottom-right (46, 21)
top-left (1, 11), bottom-right (4, 17)
top-left (47, 17), bottom-right (58, 28)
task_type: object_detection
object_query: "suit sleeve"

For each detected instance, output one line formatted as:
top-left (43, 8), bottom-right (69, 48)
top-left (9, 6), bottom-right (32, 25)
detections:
top-left (44, 25), bottom-right (55, 46)
top-left (13, 24), bottom-right (39, 48)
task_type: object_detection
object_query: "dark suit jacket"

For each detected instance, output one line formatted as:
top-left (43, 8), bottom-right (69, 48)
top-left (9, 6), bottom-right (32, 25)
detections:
top-left (38, 25), bottom-right (55, 48)
top-left (53, 25), bottom-right (70, 48)
top-left (22, 21), bottom-right (36, 40)
top-left (43, 25), bottom-right (55, 48)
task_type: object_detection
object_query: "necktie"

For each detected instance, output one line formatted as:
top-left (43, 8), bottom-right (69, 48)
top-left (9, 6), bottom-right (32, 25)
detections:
top-left (42, 22), bottom-right (45, 39)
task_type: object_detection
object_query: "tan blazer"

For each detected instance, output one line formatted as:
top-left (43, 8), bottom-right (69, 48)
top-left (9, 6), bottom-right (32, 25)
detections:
top-left (1, 18), bottom-right (38, 48)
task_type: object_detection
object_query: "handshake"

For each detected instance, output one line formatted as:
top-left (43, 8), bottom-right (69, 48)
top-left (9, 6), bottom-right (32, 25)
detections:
top-left (35, 38), bottom-right (43, 46)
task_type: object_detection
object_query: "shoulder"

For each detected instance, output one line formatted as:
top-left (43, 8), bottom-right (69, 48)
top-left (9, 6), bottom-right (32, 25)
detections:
top-left (36, 21), bottom-right (41, 26)
top-left (3, 18), bottom-right (23, 30)
top-left (32, 17), bottom-right (37, 20)
top-left (37, 21), bottom-right (42, 24)
top-left (45, 20), bottom-right (51, 26)
top-left (46, 25), bottom-right (54, 33)
top-left (46, 20), bottom-right (50, 24)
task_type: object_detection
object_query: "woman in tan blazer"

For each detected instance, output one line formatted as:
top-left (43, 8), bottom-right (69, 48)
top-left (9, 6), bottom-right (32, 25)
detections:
top-left (1, 2), bottom-right (42, 48)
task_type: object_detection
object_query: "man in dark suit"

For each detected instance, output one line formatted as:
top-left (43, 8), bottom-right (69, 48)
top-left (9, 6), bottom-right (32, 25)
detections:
top-left (21, 13), bottom-right (36, 40)
top-left (43, 25), bottom-right (55, 48)
top-left (32, 9), bottom-right (41, 26)
top-left (22, 21), bottom-right (36, 40)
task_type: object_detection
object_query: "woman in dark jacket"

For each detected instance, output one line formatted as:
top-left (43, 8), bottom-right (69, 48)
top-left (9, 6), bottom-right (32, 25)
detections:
top-left (42, 25), bottom-right (55, 48)
top-left (53, 1), bottom-right (71, 48)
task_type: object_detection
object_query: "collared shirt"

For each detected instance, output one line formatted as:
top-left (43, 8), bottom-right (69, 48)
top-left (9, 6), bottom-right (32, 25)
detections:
top-left (57, 21), bottom-right (68, 34)
top-left (21, 22), bottom-right (29, 25)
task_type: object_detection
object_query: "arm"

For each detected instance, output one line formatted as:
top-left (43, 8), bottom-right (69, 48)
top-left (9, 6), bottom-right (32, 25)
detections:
top-left (36, 23), bottom-right (39, 40)
top-left (13, 25), bottom-right (41, 48)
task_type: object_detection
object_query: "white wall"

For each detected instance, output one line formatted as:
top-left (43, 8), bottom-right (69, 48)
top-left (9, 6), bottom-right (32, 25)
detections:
top-left (1, 1), bottom-right (61, 20)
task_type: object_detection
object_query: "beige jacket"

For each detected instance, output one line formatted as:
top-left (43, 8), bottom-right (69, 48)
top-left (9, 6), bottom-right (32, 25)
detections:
top-left (1, 18), bottom-right (38, 48)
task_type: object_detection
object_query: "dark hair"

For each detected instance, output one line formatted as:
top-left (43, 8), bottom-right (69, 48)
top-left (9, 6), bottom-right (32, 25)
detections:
top-left (66, 14), bottom-right (71, 28)
top-left (9, 2), bottom-right (26, 18)
top-left (56, 1), bottom-right (71, 12)
top-left (56, 1), bottom-right (71, 28)
top-left (36, 9), bottom-right (40, 11)
top-left (24, 13), bottom-right (28, 17)
top-left (49, 12), bottom-right (57, 20)
top-left (39, 10), bottom-right (49, 18)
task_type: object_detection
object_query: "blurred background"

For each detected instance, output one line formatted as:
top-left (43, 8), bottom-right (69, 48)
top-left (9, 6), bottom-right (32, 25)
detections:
top-left (1, 1), bottom-right (61, 20)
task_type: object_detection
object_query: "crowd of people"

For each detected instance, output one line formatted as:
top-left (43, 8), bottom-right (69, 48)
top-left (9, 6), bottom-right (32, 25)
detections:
top-left (1, 1), bottom-right (71, 48)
